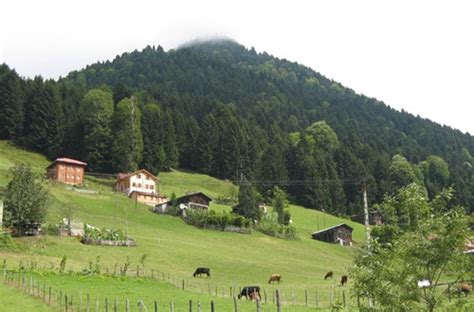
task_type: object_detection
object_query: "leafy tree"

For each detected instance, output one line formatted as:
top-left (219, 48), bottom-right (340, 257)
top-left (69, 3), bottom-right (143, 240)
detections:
top-left (234, 179), bottom-right (262, 221)
top-left (271, 187), bottom-right (291, 225)
top-left (351, 207), bottom-right (470, 312)
top-left (112, 82), bottom-right (132, 105)
top-left (79, 88), bottom-right (114, 172)
top-left (111, 96), bottom-right (143, 172)
top-left (419, 155), bottom-right (450, 198)
top-left (3, 164), bottom-right (49, 236)
top-left (388, 154), bottom-right (424, 192)
top-left (0, 64), bottom-right (23, 140)
top-left (377, 183), bottom-right (431, 233)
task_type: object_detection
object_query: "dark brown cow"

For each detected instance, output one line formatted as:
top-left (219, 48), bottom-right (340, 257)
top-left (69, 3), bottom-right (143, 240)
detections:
top-left (457, 283), bottom-right (472, 296)
top-left (268, 274), bottom-right (282, 284)
top-left (324, 271), bottom-right (333, 280)
top-left (341, 275), bottom-right (348, 286)
top-left (238, 286), bottom-right (261, 299)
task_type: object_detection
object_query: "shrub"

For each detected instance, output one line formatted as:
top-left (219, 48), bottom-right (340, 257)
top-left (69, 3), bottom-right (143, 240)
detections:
top-left (256, 212), bottom-right (299, 240)
top-left (0, 232), bottom-right (17, 250)
top-left (184, 209), bottom-right (251, 231)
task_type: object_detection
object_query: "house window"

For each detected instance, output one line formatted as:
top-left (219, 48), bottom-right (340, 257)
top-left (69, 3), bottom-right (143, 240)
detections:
top-left (145, 176), bottom-right (149, 180)
top-left (132, 182), bottom-right (136, 187)
top-left (138, 183), bottom-right (141, 188)
top-left (150, 185), bottom-right (154, 190)
top-left (145, 185), bottom-right (148, 189)
top-left (137, 174), bottom-right (141, 179)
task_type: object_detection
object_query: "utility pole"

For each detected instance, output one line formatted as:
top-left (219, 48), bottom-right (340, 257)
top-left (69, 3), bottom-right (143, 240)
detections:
top-left (363, 180), bottom-right (373, 308)
top-left (363, 180), bottom-right (371, 251)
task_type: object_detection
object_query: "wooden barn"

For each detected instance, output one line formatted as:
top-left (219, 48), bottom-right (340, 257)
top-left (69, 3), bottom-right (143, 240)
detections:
top-left (47, 158), bottom-right (87, 185)
top-left (350, 210), bottom-right (384, 225)
top-left (311, 224), bottom-right (353, 246)
top-left (176, 192), bottom-right (212, 210)
top-left (152, 192), bottom-right (212, 214)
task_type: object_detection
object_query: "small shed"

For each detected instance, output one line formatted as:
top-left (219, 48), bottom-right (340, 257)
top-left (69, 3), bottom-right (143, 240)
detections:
top-left (176, 192), bottom-right (212, 210)
top-left (311, 224), bottom-right (353, 246)
top-left (350, 210), bottom-right (384, 225)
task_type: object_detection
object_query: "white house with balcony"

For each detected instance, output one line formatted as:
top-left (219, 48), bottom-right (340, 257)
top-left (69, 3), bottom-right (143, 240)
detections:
top-left (114, 169), bottom-right (167, 206)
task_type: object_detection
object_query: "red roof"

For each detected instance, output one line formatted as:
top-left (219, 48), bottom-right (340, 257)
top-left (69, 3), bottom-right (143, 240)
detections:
top-left (48, 157), bottom-right (87, 168)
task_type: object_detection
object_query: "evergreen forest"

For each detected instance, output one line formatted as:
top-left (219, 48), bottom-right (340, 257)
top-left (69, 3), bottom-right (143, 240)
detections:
top-left (1, 39), bottom-right (473, 215)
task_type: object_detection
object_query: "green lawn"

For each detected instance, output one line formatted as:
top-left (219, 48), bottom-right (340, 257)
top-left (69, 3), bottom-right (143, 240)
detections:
top-left (0, 141), bottom-right (365, 310)
top-left (0, 282), bottom-right (53, 311)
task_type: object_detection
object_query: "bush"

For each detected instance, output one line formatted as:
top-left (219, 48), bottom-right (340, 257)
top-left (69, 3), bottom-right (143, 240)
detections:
top-left (256, 212), bottom-right (299, 240)
top-left (0, 232), bottom-right (17, 250)
top-left (184, 209), bottom-right (251, 231)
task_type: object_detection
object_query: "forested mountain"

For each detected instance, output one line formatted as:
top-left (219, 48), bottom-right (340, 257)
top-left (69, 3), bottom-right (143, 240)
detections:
top-left (1, 39), bottom-right (473, 214)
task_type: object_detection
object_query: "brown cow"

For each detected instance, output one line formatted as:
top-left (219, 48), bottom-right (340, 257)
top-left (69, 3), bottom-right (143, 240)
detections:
top-left (341, 275), bottom-right (348, 286)
top-left (268, 274), bottom-right (282, 284)
top-left (249, 291), bottom-right (260, 301)
top-left (324, 271), bottom-right (333, 280)
top-left (457, 283), bottom-right (472, 296)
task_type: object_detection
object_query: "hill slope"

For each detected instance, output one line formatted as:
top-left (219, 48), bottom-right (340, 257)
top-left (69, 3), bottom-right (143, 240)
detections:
top-left (0, 142), bottom-right (365, 309)
top-left (63, 39), bottom-right (474, 211)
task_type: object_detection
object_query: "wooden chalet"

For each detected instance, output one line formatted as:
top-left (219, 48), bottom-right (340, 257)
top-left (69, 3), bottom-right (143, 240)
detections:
top-left (114, 169), bottom-right (167, 206)
top-left (350, 210), bottom-right (384, 225)
top-left (47, 158), bottom-right (87, 185)
top-left (311, 224), bottom-right (353, 246)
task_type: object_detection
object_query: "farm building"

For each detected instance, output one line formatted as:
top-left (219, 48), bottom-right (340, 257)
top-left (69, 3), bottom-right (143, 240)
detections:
top-left (311, 224), bottom-right (353, 246)
top-left (47, 158), bottom-right (87, 185)
top-left (153, 192), bottom-right (212, 214)
top-left (350, 210), bottom-right (384, 225)
top-left (114, 169), bottom-right (168, 206)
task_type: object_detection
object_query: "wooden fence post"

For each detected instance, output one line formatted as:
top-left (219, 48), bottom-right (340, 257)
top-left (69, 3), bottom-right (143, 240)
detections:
top-left (233, 296), bottom-right (238, 312)
top-left (86, 293), bottom-right (90, 312)
top-left (263, 289), bottom-right (267, 303)
top-left (65, 295), bottom-right (69, 312)
top-left (197, 301), bottom-right (201, 312)
top-left (305, 290), bottom-right (308, 306)
top-left (182, 279), bottom-right (185, 290)
top-left (343, 290), bottom-right (346, 307)
top-left (105, 297), bottom-right (109, 312)
top-left (125, 299), bottom-right (130, 312)
top-left (170, 302), bottom-right (175, 312)
top-left (210, 300), bottom-right (215, 312)
top-left (137, 265), bottom-right (139, 277)
top-left (114, 298), bottom-right (118, 312)
top-left (95, 298), bottom-right (99, 312)
top-left (138, 300), bottom-right (144, 312)
top-left (276, 290), bottom-right (282, 312)
top-left (189, 299), bottom-right (193, 312)
top-left (48, 287), bottom-right (51, 306)
top-left (291, 290), bottom-right (295, 305)
top-left (256, 298), bottom-right (262, 312)
top-left (315, 291), bottom-right (318, 307)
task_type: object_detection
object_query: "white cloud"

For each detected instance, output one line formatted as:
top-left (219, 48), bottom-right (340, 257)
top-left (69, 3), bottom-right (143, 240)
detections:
top-left (1, 0), bottom-right (473, 133)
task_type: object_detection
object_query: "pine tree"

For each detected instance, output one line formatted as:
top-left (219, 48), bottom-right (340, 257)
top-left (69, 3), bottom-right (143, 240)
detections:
top-left (141, 104), bottom-right (165, 174)
top-left (196, 114), bottom-right (217, 174)
top-left (0, 65), bottom-right (23, 140)
top-left (111, 96), bottom-right (143, 172)
top-left (23, 78), bottom-right (64, 158)
top-left (161, 110), bottom-right (179, 170)
top-left (234, 178), bottom-right (262, 221)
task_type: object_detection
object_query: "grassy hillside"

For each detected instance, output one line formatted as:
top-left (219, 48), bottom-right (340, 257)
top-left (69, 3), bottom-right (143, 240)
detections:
top-left (0, 283), bottom-right (53, 312)
top-left (0, 141), bottom-right (366, 310)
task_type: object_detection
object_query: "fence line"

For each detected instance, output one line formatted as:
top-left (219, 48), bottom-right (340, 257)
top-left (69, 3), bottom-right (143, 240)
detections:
top-left (2, 259), bottom-right (358, 310)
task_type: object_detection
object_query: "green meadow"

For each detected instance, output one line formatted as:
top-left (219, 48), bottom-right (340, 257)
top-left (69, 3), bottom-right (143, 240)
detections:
top-left (0, 141), bottom-right (366, 310)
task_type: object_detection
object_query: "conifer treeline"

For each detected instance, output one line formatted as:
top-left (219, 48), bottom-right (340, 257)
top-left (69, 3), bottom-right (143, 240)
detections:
top-left (0, 40), bottom-right (473, 214)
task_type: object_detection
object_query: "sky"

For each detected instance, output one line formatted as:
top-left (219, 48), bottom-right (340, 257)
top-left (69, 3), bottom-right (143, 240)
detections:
top-left (1, 0), bottom-right (473, 134)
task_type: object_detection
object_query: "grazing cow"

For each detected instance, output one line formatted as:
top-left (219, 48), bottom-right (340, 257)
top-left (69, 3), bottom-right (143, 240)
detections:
top-left (238, 286), bottom-right (261, 299)
top-left (324, 271), bottom-right (333, 280)
top-left (457, 283), bottom-right (472, 296)
top-left (193, 267), bottom-right (210, 278)
top-left (249, 291), bottom-right (260, 301)
top-left (340, 275), bottom-right (348, 286)
top-left (268, 274), bottom-right (282, 284)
